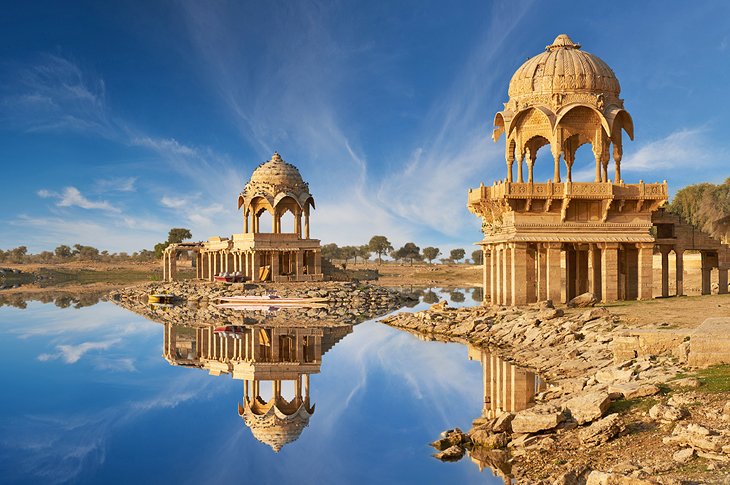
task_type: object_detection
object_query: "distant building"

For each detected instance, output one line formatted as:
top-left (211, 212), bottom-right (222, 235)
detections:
top-left (468, 34), bottom-right (729, 305)
top-left (163, 152), bottom-right (323, 282)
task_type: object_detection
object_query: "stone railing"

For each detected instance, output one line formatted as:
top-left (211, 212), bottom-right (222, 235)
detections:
top-left (468, 181), bottom-right (668, 203)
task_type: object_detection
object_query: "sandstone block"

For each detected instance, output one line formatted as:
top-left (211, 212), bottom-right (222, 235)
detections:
top-left (672, 447), bottom-right (695, 463)
top-left (567, 292), bottom-right (597, 308)
top-left (511, 406), bottom-right (564, 434)
top-left (579, 413), bottom-right (623, 446)
top-left (564, 391), bottom-right (611, 425)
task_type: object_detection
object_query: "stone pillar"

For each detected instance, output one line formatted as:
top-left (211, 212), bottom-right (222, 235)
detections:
top-left (536, 246), bottom-right (547, 301)
top-left (589, 244), bottom-right (602, 300)
top-left (272, 251), bottom-right (280, 280)
top-left (483, 247), bottom-right (491, 304)
top-left (719, 268), bottom-right (729, 295)
top-left (637, 243), bottom-right (654, 300)
top-left (675, 248), bottom-right (684, 296)
top-left (700, 251), bottom-right (712, 295)
top-left (517, 152), bottom-right (524, 183)
top-left (565, 246), bottom-right (577, 301)
top-left (502, 245), bottom-right (511, 306)
top-left (244, 211), bottom-right (249, 233)
top-left (304, 211), bottom-right (310, 239)
top-left (600, 243), bottom-right (619, 302)
top-left (494, 247), bottom-right (501, 305)
top-left (660, 247), bottom-right (670, 298)
top-left (511, 243), bottom-right (528, 306)
top-left (525, 245), bottom-right (536, 303)
top-left (296, 251), bottom-right (304, 279)
top-left (314, 250), bottom-right (322, 276)
top-left (552, 150), bottom-right (561, 183)
top-left (251, 252), bottom-right (260, 282)
top-left (546, 243), bottom-right (562, 304)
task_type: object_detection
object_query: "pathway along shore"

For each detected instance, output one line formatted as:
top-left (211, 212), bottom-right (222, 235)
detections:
top-left (381, 301), bottom-right (730, 484)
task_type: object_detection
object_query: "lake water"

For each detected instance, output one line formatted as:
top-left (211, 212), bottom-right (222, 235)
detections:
top-left (0, 288), bottom-right (518, 484)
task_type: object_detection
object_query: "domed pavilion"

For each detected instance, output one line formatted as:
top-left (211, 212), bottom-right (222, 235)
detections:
top-left (168, 152), bottom-right (323, 282)
top-left (468, 34), bottom-right (669, 305)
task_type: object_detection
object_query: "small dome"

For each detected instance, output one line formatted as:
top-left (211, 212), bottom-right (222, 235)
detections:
top-left (239, 151), bottom-right (314, 211)
top-left (239, 399), bottom-right (314, 453)
top-left (248, 152), bottom-right (307, 189)
top-left (508, 34), bottom-right (620, 99)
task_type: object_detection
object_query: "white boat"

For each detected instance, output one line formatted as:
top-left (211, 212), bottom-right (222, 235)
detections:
top-left (217, 294), bottom-right (328, 305)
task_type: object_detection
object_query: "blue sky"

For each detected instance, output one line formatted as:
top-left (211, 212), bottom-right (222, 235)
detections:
top-left (1, 1), bottom-right (729, 253)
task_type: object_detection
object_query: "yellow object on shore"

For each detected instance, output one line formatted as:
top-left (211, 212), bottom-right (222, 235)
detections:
top-left (148, 294), bottom-right (174, 304)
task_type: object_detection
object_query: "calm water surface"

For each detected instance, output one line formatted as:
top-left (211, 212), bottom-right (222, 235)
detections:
top-left (0, 288), bottom-right (507, 484)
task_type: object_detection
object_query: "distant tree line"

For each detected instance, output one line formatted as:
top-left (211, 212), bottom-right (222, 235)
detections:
top-left (668, 178), bottom-right (730, 240)
top-left (320, 235), bottom-right (485, 266)
top-left (0, 244), bottom-right (156, 264)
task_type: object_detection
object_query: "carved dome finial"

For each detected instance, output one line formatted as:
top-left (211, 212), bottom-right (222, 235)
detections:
top-left (546, 34), bottom-right (581, 51)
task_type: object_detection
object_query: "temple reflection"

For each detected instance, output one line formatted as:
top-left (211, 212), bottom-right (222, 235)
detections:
top-left (162, 321), bottom-right (352, 452)
top-left (466, 344), bottom-right (546, 479)
top-left (467, 344), bottom-right (547, 419)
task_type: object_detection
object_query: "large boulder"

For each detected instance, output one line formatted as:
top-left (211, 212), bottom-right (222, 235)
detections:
top-left (579, 413), bottom-right (623, 446)
top-left (469, 430), bottom-right (508, 449)
top-left (433, 445), bottom-right (464, 461)
top-left (567, 292), bottom-right (597, 308)
top-left (585, 470), bottom-right (657, 485)
top-left (511, 405), bottom-right (564, 434)
top-left (564, 391), bottom-right (611, 425)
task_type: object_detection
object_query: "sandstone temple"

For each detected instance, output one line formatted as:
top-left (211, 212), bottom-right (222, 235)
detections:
top-left (468, 34), bottom-right (730, 305)
top-left (162, 152), bottom-right (323, 282)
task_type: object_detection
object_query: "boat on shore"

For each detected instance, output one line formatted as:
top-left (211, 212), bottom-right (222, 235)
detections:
top-left (217, 294), bottom-right (328, 305)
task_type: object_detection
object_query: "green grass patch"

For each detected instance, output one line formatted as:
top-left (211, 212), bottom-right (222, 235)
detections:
top-left (695, 365), bottom-right (730, 393)
top-left (607, 397), bottom-right (658, 415)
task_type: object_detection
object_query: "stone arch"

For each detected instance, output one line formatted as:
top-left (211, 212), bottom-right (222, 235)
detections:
top-left (493, 112), bottom-right (506, 142)
top-left (509, 107), bottom-right (555, 140)
top-left (523, 135), bottom-right (551, 183)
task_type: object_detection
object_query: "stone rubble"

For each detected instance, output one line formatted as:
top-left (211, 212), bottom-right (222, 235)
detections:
top-left (109, 280), bottom-right (419, 327)
top-left (381, 301), bottom-right (730, 484)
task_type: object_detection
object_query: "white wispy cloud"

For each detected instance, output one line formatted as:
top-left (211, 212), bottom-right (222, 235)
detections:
top-left (94, 177), bottom-right (137, 193)
top-left (621, 127), bottom-right (717, 172)
top-left (37, 186), bottom-right (121, 213)
top-left (38, 338), bottom-right (122, 364)
top-left (1, 53), bottom-right (117, 138)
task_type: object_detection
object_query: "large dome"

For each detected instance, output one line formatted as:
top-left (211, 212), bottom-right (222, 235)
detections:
top-left (248, 152), bottom-right (307, 190)
top-left (508, 34), bottom-right (620, 100)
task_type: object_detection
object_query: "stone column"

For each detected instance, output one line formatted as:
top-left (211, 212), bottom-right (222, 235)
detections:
top-left (502, 244), bottom-right (511, 306)
top-left (637, 243), bottom-right (654, 300)
top-left (494, 247), bottom-right (501, 305)
top-left (565, 246), bottom-right (577, 301)
top-left (719, 268), bottom-right (729, 295)
top-left (244, 211), bottom-right (249, 233)
top-left (576, 248), bottom-right (589, 295)
top-left (525, 245), bottom-right (536, 303)
top-left (700, 251), bottom-right (712, 295)
top-left (589, 244), bottom-right (602, 300)
top-left (511, 243), bottom-right (528, 306)
top-left (537, 246), bottom-right (547, 301)
top-left (675, 248), bottom-right (684, 296)
top-left (660, 246), bottom-right (670, 298)
top-left (482, 247), bottom-right (491, 305)
top-left (517, 152), bottom-right (524, 183)
top-left (251, 252), bottom-right (260, 282)
top-left (546, 243), bottom-right (562, 304)
top-left (296, 251), bottom-right (304, 279)
top-left (272, 251), bottom-right (280, 281)
top-left (314, 250), bottom-right (322, 276)
top-left (600, 243), bottom-right (619, 302)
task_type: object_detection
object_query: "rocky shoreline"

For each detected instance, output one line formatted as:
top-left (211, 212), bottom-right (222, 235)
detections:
top-left (381, 301), bottom-right (730, 484)
top-left (109, 280), bottom-right (420, 327)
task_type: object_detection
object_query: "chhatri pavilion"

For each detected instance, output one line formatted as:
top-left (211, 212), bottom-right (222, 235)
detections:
top-left (468, 34), bottom-right (729, 306)
top-left (162, 152), bottom-right (323, 282)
